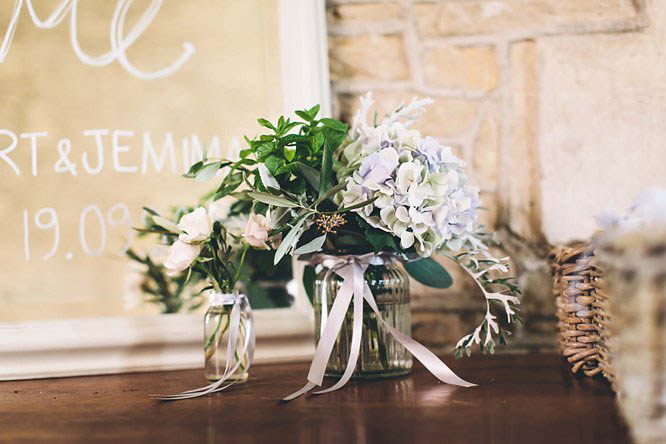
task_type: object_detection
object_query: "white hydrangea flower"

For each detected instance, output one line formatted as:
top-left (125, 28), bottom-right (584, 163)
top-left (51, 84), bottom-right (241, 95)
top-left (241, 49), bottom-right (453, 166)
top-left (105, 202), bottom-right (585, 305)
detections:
top-left (338, 95), bottom-right (480, 257)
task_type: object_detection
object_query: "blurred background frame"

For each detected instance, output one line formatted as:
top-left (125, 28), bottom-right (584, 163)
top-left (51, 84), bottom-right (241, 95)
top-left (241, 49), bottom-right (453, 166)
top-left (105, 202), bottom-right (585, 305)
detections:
top-left (0, 0), bottom-right (329, 380)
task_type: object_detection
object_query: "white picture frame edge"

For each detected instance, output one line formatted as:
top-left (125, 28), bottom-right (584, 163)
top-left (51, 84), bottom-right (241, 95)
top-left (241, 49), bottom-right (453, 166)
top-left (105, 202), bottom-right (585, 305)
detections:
top-left (0, 0), bottom-right (329, 381)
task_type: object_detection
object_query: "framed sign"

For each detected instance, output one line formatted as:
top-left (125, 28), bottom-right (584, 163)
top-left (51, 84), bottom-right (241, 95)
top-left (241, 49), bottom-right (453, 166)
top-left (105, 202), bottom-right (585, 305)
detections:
top-left (0, 0), bottom-right (329, 380)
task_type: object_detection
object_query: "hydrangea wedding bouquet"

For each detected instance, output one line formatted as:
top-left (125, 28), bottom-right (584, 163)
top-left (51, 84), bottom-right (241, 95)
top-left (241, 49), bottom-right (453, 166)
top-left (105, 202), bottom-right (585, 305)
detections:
top-left (143, 92), bottom-right (521, 399)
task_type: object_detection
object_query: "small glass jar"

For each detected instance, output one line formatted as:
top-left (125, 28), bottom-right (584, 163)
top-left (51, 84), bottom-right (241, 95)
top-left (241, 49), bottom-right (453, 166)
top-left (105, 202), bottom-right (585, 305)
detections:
top-left (203, 292), bottom-right (253, 383)
top-left (313, 256), bottom-right (412, 378)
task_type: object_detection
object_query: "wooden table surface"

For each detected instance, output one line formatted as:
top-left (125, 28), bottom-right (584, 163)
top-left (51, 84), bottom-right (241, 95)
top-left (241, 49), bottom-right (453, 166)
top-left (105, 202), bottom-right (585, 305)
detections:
top-left (0, 354), bottom-right (628, 443)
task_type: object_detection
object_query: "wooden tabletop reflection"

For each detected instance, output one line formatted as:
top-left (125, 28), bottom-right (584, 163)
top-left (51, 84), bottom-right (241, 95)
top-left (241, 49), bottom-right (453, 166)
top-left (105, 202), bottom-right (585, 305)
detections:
top-left (0, 354), bottom-right (628, 443)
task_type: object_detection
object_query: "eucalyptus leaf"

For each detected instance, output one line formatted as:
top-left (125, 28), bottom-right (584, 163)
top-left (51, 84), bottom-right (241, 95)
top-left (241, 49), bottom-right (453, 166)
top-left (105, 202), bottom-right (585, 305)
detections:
top-left (247, 192), bottom-right (299, 208)
top-left (258, 164), bottom-right (280, 190)
top-left (183, 160), bottom-right (204, 178)
top-left (293, 234), bottom-right (327, 255)
top-left (195, 161), bottom-right (221, 182)
top-left (274, 218), bottom-right (305, 265)
top-left (214, 172), bottom-right (243, 198)
top-left (404, 257), bottom-right (453, 289)
top-left (153, 216), bottom-right (180, 233)
top-left (142, 206), bottom-right (160, 217)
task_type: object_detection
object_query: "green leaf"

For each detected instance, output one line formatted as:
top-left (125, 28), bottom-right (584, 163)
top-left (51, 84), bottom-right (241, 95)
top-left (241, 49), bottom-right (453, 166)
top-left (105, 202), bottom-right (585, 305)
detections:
top-left (214, 172), bottom-right (243, 198)
top-left (183, 160), bottom-right (204, 178)
top-left (295, 162), bottom-right (320, 191)
top-left (404, 257), bottom-right (453, 289)
top-left (279, 134), bottom-right (309, 147)
top-left (293, 234), bottom-right (326, 255)
top-left (312, 131), bottom-right (325, 153)
top-left (264, 155), bottom-right (282, 175)
top-left (256, 143), bottom-right (273, 159)
top-left (247, 192), bottom-right (299, 208)
top-left (295, 110), bottom-right (312, 122)
top-left (283, 145), bottom-right (296, 162)
top-left (311, 182), bottom-right (345, 209)
top-left (195, 161), bottom-right (221, 182)
top-left (322, 126), bottom-right (347, 150)
top-left (303, 265), bottom-right (316, 304)
top-left (142, 206), bottom-right (160, 217)
top-left (153, 216), bottom-right (180, 233)
top-left (358, 216), bottom-right (399, 252)
top-left (257, 118), bottom-right (276, 131)
top-left (318, 142), bottom-right (333, 198)
top-left (281, 121), bottom-right (301, 133)
top-left (275, 163), bottom-right (297, 175)
top-left (274, 218), bottom-right (305, 265)
top-left (308, 104), bottom-right (320, 119)
top-left (320, 118), bottom-right (348, 132)
top-left (335, 196), bottom-right (377, 213)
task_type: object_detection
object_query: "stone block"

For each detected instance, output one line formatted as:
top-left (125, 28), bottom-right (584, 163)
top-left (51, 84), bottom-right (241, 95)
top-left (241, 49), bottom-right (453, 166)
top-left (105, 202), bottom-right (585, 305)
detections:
top-left (538, 30), bottom-right (666, 243)
top-left (423, 45), bottom-right (498, 92)
top-left (414, 0), bottom-right (637, 37)
top-left (329, 34), bottom-right (409, 81)
top-left (472, 100), bottom-right (500, 190)
top-left (508, 40), bottom-right (542, 242)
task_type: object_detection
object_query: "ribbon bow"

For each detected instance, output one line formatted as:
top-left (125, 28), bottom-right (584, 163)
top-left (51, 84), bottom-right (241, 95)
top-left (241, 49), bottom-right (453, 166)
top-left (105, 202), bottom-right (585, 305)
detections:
top-left (283, 253), bottom-right (475, 401)
top-left (151, 292), bottom-right (255, 401)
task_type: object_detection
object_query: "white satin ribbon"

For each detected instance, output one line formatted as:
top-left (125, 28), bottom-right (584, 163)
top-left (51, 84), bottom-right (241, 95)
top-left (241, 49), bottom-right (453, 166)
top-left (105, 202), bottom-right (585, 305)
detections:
top-left (151, 292), bottom-right (255, 401)
top-left (283, 254), bottom-right (475, 401)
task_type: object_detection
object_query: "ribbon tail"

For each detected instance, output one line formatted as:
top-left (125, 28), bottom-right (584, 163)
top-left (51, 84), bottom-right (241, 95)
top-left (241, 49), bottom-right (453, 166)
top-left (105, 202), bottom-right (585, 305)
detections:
top-left (282, 274), bottom-right (355, 401)
top-left (363, 283), bottom-right (476, 388)
top-left (314, 263), bottom-right (365, 394)
top-left (282, 381), bottom-right (317, 402)
top-left (151, 300), bottom-right (247, 401)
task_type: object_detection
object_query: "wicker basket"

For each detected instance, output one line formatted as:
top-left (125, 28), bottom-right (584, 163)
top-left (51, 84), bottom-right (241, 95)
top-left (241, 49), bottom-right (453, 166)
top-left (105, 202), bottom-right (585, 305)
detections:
top-left (596, 226), bottom-right (666, 444)
top-left (591, 260), bottom-right (615, 386)
top-left (551, 243), bottom-right (603, 376)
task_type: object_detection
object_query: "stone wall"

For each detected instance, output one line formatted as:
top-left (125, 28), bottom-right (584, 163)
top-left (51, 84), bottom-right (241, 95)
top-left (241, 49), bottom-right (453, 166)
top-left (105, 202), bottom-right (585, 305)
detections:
top-left (325, 0), bottom-right (661, 354)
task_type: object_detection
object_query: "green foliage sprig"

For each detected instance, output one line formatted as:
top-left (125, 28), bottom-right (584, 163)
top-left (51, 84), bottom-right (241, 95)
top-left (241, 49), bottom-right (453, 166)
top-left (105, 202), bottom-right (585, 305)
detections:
top-left (184, 105), bottom-right (348, 202)
top-left (125, 248), bottom-right (205, 314)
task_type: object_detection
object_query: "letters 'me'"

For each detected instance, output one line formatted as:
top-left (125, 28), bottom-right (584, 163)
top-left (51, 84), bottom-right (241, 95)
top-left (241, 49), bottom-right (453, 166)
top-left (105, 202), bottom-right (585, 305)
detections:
top-left (0, 0), bottom-right (195, 80)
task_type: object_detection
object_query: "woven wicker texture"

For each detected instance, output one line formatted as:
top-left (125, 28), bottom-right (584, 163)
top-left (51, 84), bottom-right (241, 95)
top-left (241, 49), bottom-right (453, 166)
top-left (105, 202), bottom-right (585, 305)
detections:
top-left (597, 227), bottom-right (666, 444)
top-left (591, 261), bottom-right (615, 385)
top-left (551, 243), bottom-right (604, 377)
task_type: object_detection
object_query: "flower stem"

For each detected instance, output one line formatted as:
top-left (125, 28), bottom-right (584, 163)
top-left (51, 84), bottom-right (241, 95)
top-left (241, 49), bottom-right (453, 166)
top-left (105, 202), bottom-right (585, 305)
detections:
top-left (232, 242), bottom-right (249, 289)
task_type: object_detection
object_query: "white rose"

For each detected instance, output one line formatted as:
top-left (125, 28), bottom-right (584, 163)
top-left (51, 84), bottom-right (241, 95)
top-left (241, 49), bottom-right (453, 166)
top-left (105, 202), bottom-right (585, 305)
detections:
top-left (178, 207), bottom-right (212, 243)
top-left (243, 213), bottom-right (272, 249)
top-left (163, 240), bottom-right (202, 276)
top-left (208, 199), bottom-right (230, 222)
